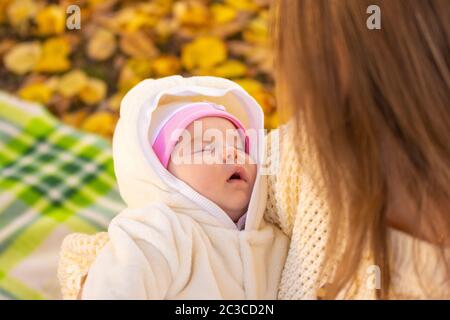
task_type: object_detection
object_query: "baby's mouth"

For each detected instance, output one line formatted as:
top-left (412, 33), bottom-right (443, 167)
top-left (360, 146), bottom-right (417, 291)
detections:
top-left (227, 166), bottom-right (248, 184)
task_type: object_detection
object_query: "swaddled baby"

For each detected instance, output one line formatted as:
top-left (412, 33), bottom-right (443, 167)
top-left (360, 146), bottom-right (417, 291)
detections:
top-left (57, 76), bottom-right (288, 300)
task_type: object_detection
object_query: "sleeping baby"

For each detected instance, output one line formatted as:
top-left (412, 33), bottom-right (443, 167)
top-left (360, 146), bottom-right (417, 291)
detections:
top-left (57, 75), bottom-right (288, 299)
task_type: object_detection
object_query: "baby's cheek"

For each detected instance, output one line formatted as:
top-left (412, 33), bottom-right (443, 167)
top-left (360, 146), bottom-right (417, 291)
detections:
top-left (193, 167), bottom-right (220, 189)
top-left (248, 164), bottom-right (257, 184)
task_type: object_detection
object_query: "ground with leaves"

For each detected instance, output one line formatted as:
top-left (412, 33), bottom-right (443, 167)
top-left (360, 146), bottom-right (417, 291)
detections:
top-left (0, 0), bottom-right (278, 139)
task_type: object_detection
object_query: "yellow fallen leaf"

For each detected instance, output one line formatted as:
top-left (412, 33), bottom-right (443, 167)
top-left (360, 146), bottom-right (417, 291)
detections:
top-left (139, 0), bottom-right (173, 17)
top-left (265, 112), bottom-right (279, 130)
top-left (235, 78), bottom-right (274, 113)
top-left (0, 39), bottom-right (16, 59)
top-left (173, 1), bottom-right (210, 27)
top-left (57, 70), bottom-right (89, 97)
top-left (18, 82), bottom-right (53, 105)
top-left (118, 67), bottom-right (142, 93)
top-left (118, 58), bottom-right (152, 92)
top-left (181, 36), bottom-right (227, 70)
top-left (154, 18), bottom-right (177, 43)
top-left (107, 7), bottom-right (135, 32)
top-left (87, 28), bottom-right (117, 61)
top-left (211, 3), bottom-right (237, 24)
top-left (81, 112), bottom-right (117, 138)
top-left (119, 30), bottom-right (159, 58)
top-left (212, 60), bottom-right (247, 78)
top-left (0, 0), bottom-right (13, 23)
top-left (44, 76), bottom-right (60, 91)
top-left (3, 41), bottom-right (41, 75)
top-left (126, 58), bottom-right (153, 78)
top-left (234, 78), bottom-right (263, 93)
top-left (225, 0), bottom-right (259, 12)
top-left (62, 110), bottom-right (88, 128)
top-left (79, 78), bottom-right (107, 105)
top-left (36, 5), bottom-right (66, 36)
top-left (152, 55), bottom-right (181, 77)
top-left (243, 10), bottom-right (269, 45)
top-left (6, 0), bottom-right (37, 28)
top-left (126, 12), bottom-right (157, 32)
top-left (252, 90), bottom-right (275, 114)
top-left (111, 6), bottom-right (158, 33)
top-left (34, 37), bottom-right (71, 73)
top-left (107, 92), bottom-right (125, 112)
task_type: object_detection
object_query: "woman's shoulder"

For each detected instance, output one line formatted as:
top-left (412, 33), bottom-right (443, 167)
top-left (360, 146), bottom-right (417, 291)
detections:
top-left (386, 227), bottom-right (450, 298)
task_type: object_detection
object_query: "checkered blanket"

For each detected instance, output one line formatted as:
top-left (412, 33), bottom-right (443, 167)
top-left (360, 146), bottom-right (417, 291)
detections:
top-left (0, 92), bottom-right (124, 299)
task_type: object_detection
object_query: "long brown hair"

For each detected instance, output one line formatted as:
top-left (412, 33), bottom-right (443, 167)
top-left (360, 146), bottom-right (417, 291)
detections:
top-left (272, 0), bottom-right (450, 299)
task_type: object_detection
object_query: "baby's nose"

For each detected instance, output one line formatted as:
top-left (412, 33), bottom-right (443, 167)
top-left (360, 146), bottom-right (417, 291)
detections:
top-left (222, 145), bottom-right (237, 163)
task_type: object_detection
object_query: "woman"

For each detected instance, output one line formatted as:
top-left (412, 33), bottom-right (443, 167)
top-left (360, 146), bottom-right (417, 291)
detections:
top-left (265, 0), bottom-right (449, 299)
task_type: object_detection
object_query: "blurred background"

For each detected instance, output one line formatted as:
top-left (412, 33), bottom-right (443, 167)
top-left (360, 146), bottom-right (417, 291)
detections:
top-left (0, 0), bottom-right (278, 138)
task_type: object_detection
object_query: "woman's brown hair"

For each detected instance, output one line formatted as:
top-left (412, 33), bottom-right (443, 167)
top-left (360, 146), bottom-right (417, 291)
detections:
top-left (272, 0), bottom-right (449, 299)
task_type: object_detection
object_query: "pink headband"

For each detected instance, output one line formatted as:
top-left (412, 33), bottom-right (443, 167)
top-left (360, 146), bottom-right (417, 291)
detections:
top-left (152, 102), bottom-right (249, 168)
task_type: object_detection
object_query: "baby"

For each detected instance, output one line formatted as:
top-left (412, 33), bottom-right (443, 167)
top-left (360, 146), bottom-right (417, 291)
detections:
top-left (58, 76), bottom-right (288, 299)
top-left (154, 101), bottom-right (255, 226)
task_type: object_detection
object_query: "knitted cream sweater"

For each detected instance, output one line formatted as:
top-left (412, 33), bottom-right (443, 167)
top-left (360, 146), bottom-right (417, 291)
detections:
top-left (58, 122), bottom-right (449, 300)
top-left (264, 122), bottom-right (450, 299)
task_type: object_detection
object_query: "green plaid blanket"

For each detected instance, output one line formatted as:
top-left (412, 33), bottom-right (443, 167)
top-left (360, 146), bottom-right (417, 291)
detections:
top-left (0, 92), bottom-right (124, 300)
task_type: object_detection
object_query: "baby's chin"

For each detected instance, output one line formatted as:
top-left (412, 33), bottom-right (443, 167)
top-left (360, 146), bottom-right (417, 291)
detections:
top-left (226, 208), bottom-right (248, 223)
top-left (222, 200), bottom-right (250, 221)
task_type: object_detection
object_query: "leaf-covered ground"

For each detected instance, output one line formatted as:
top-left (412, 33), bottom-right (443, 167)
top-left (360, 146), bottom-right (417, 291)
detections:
top-left (0, 0), bottom-right (278, 139)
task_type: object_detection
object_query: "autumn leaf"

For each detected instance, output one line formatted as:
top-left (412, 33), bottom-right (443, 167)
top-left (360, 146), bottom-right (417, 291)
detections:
top-left (212, 60), bottom-right (247, 78)
top-left (211, 3), bottom-right (237, 24)
top-left (36, 5), bottom-right (66, 36)
top-left (181, 36), bottom-right (227, 70)
top-left (126, 58), bottom-right (153, 78)
top-left (79, 78), bottom-right (108, 105)
top-left (119, 30), bottom-right (159, 58)
top-left (3, 41), bottom-right (41, 75)
top-left (0, 0), bottom-right (12, 23)
top-left (118, 58), bottom-right (152, 92)
top-left (152, 55), bottom-right (181, 77)
top-left (107, 91), bottom-right (125, 112)
top-left (57, 70), bottom-right (89, 97)
top-left (34, 37), bottom-right (71, 73)
top-left (18, 82), bottom-right (53, 104)
top-left (81, 111), bottom-right (117, 138)
top-left (265, 112), bottom-right (279, 130)
top-left (0, 39), bottom-right (16, 59)
top-left (235, 78), bottom-right (263, 93)
top-left (153, 18), bottom-right (177, 43)
top-left (225, 0), bottom-right (259, 13)
top-left (6, 0), bottom-right (37, 28)
top-left (235, 78), bottom-right (274, 114)
top-left (243, 10), bottom-right (269, 45)
top-left (173, 1), bottom-right (210, 27)
top-left (110, 7), bottom-right (158, 33)
top-left (87, 28), bottom-right (117, 61)
top-left (62, 110), bottom-right (89, 129)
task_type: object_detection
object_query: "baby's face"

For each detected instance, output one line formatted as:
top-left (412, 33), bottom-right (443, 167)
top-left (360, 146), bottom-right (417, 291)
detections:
top-left (167, 117), bottom-right (257, 222)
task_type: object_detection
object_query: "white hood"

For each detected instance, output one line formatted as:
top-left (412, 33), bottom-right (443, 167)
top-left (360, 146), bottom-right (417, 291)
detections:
top-left (112, 75), bottom-right (267, 231)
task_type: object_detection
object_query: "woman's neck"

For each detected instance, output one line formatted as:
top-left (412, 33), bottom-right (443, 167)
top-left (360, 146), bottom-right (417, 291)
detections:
top-left (386, 193), bottom-right (449, 247)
